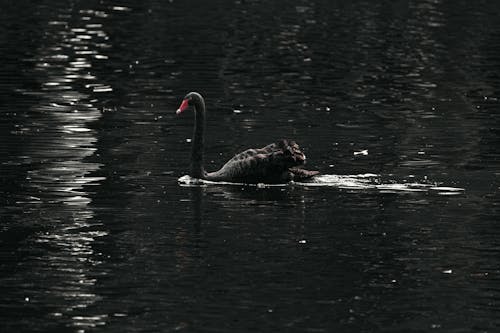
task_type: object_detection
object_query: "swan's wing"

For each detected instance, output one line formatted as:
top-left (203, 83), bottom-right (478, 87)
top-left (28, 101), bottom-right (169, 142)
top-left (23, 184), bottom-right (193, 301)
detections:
top-left (208, 151), bottom-right (288, 183)
top-left (226, 142), bottom-right (279, 163)
top-left (207, 139), bottom-right (312, 183)
top-left (227, 139), bottom-right (304, 165)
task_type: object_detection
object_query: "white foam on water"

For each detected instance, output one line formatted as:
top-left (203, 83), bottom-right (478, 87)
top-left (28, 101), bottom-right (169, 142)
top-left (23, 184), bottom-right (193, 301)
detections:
top-left (177, 175), bottom-right (286, 187)
top-left (177, 174), bottom-right (465, 194)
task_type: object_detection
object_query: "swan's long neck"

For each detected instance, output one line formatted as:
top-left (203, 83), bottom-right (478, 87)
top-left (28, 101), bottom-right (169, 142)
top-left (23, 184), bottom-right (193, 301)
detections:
top-left (191, 98), bottom-right (206, 178)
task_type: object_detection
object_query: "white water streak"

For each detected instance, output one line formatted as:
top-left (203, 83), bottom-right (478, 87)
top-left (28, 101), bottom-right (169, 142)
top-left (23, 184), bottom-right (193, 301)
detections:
top-left (178, 174), bottom-right (465, 195)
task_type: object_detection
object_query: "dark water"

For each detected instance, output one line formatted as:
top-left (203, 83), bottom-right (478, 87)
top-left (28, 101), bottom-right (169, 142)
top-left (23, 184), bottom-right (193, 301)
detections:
top-left (1, 0), bottom-right (500, 332)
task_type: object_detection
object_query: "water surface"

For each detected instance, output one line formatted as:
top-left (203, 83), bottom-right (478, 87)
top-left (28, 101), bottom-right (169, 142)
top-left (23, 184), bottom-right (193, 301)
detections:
top-left (1, 0), bottom-right (500, 332)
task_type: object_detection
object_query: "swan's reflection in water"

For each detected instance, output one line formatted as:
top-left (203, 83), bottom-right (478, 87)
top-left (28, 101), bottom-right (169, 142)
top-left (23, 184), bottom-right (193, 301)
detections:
top-left (14, 5), bottom-right (116, 331)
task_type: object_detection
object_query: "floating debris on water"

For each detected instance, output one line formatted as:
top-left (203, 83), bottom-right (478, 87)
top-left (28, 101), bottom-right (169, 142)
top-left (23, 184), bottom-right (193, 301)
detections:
top-left (354, 149), bottom-right (368, 156)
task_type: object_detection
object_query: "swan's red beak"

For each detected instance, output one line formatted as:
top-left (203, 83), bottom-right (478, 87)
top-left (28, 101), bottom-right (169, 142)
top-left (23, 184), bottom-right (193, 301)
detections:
top-left (176, 99), bottom-right (190, 115)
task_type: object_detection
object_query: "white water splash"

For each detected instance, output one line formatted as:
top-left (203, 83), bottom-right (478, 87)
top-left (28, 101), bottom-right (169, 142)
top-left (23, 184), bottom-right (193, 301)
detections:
top-left (301, 174), bottom-right (464, 194)
top-left (178, 174), bottom-right (465, 195)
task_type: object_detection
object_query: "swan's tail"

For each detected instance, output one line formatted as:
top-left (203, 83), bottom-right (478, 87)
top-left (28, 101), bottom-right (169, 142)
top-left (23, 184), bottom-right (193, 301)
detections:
top-left (289, 167), bottom-right (320, 181)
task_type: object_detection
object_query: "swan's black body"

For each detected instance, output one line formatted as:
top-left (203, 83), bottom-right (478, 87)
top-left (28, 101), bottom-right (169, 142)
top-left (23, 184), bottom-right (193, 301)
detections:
top-left (176, 92), bottom-right (319, 184)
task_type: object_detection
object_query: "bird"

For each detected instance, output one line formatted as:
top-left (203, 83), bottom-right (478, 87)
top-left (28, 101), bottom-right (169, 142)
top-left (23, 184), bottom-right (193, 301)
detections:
top-left (176, 92), bottom-right (319, 184)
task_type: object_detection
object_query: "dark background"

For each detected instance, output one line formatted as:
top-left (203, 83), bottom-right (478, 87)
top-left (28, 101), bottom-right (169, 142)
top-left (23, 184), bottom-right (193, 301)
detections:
top-left (1, 0), bottom-right (499, 332)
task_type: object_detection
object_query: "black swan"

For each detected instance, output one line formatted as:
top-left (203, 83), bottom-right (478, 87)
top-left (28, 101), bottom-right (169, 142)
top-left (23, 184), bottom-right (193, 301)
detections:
top-left (176, 92), bottom-right (319, 184)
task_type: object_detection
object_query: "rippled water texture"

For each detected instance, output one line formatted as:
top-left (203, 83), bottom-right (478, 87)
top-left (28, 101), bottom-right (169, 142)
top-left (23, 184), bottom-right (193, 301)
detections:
top-left (1, 1), bottom-right (500, 332)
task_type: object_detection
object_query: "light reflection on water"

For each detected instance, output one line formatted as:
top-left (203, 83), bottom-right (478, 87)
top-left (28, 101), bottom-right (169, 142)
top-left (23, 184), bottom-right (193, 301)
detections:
top-left (5, 4), bottom-right (113, 331)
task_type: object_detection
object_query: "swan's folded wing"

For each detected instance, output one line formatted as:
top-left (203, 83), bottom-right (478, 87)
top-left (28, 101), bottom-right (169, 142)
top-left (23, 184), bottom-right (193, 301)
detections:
top-left (226, 141), bottom-right (281, 164)
top-left (206, 139), bottom-right (313, 183)
top-left (207, 150), bottom-right (287, 183)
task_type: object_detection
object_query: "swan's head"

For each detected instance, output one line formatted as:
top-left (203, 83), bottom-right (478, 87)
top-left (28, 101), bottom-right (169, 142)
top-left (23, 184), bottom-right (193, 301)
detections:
top-left (176, 92), bottom-right (204, 115)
